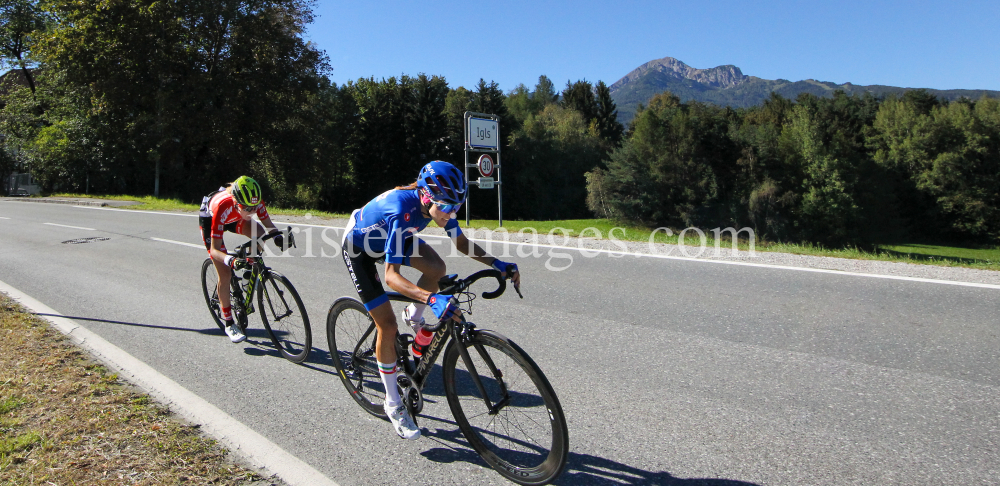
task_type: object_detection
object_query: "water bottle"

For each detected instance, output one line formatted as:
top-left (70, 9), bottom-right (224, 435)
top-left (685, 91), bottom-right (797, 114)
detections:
top-left (412, 326), bottom-right (433, 358)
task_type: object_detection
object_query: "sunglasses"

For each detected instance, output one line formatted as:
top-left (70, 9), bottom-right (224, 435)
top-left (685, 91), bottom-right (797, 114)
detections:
top-left (433, 201), bottom-right (461, 214)
top-left (237, 202), bottom-right (260, 213)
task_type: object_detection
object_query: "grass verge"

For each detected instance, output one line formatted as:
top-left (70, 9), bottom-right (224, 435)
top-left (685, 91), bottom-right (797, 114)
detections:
top-left (0, 293), bottom-right (272, 485)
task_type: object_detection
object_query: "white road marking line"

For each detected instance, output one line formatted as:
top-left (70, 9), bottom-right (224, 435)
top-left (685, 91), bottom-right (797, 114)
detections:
top-left (0, 279), bottom-right (340, 486)
top-left (0, 216), bottom-right (10, 219)
top-left (272, 220), bottom-right (347, 230)
top-left (151, 237), bottom-right (204, 249)
top-left (73, 205), bottom-right (198, 217)
top-left (419, 234), bottom-right (1000, 291)
top-left (66, 206), bottom-right (1000, 291)
top-left (43, 222), bottom-right (96, 231)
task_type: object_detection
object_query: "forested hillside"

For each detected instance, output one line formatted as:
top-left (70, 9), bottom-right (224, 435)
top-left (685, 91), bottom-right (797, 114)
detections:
top-left (1, 1), bottom-right (999, 248)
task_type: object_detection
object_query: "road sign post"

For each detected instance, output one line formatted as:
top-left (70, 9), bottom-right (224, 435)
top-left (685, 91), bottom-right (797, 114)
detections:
top-left (463, 112), bottom-right (503, 227)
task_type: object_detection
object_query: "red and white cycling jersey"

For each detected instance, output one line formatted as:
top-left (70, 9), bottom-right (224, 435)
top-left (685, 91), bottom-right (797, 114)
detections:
top-left (199, 187), bottom-right (270, 239)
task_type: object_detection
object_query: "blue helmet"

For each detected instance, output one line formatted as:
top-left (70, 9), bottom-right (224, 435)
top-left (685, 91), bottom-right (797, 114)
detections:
top-left (416, 161), bottom-right (467, 212)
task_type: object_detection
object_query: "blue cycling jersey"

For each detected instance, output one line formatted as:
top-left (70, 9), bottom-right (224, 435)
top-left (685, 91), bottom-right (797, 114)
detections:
top-left (345, 188), bottom-right (463, 264)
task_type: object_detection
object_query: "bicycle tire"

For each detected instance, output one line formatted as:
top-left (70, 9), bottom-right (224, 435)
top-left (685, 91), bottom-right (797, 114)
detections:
top-left (258, 272), bottom-right (312, 363)
top-left (443, 330), bottom-right (568, 485)
top-left (200, 258), bottom-right (227, 331)
top-left (326, 298), bottom-right (387, 417)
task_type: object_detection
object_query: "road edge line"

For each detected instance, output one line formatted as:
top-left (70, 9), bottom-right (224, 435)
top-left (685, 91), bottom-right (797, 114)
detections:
top-left (0, 279), bottom-right (340, 486)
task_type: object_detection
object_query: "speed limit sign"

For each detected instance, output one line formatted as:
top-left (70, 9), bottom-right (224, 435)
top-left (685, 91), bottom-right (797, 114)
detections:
top-left (477, 154), bottom-right (495, 178)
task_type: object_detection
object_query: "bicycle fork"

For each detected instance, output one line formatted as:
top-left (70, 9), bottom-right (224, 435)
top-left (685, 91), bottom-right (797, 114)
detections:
top-left (452, 324), bottom-right (511, 415)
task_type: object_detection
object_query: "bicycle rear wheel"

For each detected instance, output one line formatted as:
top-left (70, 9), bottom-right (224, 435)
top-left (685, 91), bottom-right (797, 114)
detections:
top-left (443, 330), bottom-right (568, 485)
top-left (201, 258), bottom-right (247, 332)
top-left (326, 298), bottom-right (386, 417)
top-left (258, 272), bottom-right (312, 363)
top-left (200, 258), bottom-right (227, 331)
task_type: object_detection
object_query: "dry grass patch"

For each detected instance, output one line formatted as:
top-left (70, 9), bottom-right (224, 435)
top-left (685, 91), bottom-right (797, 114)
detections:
top-left (0, 294), bottom-right (276, 485)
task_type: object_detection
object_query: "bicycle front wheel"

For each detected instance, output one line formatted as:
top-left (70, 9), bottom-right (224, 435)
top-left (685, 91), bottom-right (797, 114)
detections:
top-left (258, 272), bottom-right (312, 363)
top-left (326, 298), bottom-right (386, 417)
top-left (443, 330), bottom-right (569, 485)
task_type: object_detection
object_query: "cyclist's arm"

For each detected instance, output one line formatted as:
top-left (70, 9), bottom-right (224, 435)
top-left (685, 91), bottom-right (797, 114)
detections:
top-left (257, 206), bottom-right (279, 235)
top-left (435, 217), bottom-right (490, 264)
top-left (384, 263), bottom-right (432, 304)
top-left (453, 232), bottom-right (495, 266)
top-left (453, 231), bottom-right (521, 288)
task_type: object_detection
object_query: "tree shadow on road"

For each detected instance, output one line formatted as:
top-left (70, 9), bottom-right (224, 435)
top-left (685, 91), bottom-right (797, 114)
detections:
top-left (40, 313), bottom-right (339, 372)
top-left (416, 414), bottom-right (759, 486)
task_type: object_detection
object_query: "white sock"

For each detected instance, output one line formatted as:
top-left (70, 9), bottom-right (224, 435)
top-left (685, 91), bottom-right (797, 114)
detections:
top-left (378, 360), bottom-right (402, 408)
top-left (407, 303), bottom-right (427, 322)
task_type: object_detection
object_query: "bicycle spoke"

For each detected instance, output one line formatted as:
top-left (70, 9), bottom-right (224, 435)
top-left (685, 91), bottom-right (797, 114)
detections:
top-left (444, 330), bottom-right (568, 483)
top-left (259, 274), bottom-right (311, 363)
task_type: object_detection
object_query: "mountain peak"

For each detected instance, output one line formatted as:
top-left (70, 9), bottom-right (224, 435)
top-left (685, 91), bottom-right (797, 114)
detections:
top-left (609, 57), bottom-right (748, 93)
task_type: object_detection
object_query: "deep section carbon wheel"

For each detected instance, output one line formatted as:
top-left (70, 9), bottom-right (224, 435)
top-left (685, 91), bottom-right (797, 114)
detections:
top-left (443, 330), bottom-right (568, 485)
top-left (327, 298), bottom-right (387, 417)
top-left (258, 272), bottom-right (311, 363)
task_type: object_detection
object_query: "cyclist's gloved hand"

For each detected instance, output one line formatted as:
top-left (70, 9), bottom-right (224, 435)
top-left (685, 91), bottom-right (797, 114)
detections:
top-left (427, 293), bottom-right (459, 322)
top-left (492, 259), bottom-right (518, 277)
top-left (271, 231), bottom-right (295, 250)
top-left (492, 258), bottom-right (521, 295)
top-left (229, 257), bottom-right (250, 271)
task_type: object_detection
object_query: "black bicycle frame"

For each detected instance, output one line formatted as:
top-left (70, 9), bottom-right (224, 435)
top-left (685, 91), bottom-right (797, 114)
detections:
top-left (384, 269), bottom-right (511, 413)
top-left (233, 228), bottom-right (287, 310)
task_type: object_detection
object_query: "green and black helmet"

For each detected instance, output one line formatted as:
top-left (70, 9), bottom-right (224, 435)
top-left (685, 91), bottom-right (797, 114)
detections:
top-left (232, 176), bottom-right (262, 209)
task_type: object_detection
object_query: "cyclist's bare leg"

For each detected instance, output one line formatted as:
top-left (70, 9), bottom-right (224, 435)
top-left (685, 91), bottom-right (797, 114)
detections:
top-left (368, 301), bottom-right (405, 408)
top-left (208, 235), bottom-right (232, 312)
top-left (236, 219), bottom-right (268, 249)
top-left (408, 240), bottom-right (446, 293)
top-left (368, 301), bottom-right (399, 365)
top-left (213, 258), bottom-right (232, 310)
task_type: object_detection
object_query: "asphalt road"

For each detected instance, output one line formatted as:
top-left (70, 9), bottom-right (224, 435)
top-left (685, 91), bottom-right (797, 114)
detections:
top-left (1, 200), bottom-right (997, 485)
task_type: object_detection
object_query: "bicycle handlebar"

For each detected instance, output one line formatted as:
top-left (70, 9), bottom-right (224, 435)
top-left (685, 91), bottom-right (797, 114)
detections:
top-left (439, 269), bottom-right (505, 298)
top-left (233, 226), bottom-right (295, 257)
top-left (422, 269), bottom-right (521, 332)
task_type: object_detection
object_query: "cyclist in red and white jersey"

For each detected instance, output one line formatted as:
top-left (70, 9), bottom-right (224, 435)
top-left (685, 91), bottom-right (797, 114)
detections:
top-left (199, 176), bottom-right (290, 343)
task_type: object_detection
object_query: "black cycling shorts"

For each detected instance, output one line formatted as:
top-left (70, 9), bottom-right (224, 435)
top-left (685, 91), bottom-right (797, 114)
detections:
top-left (341, 236), bottom-right (419, 312)
top-left (199, 216), bottom-right (239, 252)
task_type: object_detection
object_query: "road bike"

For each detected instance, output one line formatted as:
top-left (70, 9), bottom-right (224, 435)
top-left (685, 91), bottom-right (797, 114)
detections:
top-left (326, 269), bottom-right (568, 485)
top-left (200, 229), bottom-right (312, 363)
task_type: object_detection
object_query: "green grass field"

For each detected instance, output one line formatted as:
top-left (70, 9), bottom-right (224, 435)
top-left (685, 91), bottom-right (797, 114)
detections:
top-left (44, 194), bottom-right (1000, 271)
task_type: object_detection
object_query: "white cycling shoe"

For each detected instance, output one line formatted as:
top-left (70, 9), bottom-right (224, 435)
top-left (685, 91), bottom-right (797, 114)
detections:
top-left (224, 322), bottom-right (247, 343)
top-left (385, 403), bottom-right (421, 440)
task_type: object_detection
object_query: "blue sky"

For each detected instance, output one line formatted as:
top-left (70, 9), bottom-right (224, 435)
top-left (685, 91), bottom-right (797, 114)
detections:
top-left (306, 0), bottom-right (1000, 92)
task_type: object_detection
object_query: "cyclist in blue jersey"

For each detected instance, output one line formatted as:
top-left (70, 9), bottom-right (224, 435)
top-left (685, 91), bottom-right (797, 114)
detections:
top-left (341, 160), bottom-right (520, 440)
